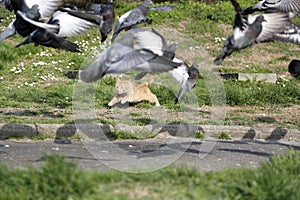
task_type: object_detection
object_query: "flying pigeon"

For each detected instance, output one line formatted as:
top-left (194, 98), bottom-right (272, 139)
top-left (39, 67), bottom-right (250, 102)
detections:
top-left (244, 0), bottom-right (300, 15)
top-left (111, 0), bottom-right (176, 42)
top-left (15, 28), bottom-right (81, 52)
top-left (15, 10), bottom-right (93, 52)
top-left (214, 0), bottom-right (290, 65)
top-left (59, 0), bottom-right (115, 42)
top-left (168, 62), bottom-right (200, 103)
top-left (0, 0), bottom-right (62, 18)
top-left (0, 0), bottom-right (61, 42)
top-left (79, 28), bottom-right (183, 83)
top-left (127, 28), bottom-right (199, 103)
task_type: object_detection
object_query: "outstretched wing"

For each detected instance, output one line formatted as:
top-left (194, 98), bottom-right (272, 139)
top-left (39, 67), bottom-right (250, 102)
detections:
top-left (0, 21), bottom-right (16, 42)
top-left (25, 0), bottom-right (62, 18)
top-left (51, 11), bottom-right (94, 37)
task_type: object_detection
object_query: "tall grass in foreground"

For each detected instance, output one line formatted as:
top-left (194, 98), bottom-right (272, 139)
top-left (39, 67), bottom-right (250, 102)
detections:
top-left (0, 149), bottom-right (299, 199)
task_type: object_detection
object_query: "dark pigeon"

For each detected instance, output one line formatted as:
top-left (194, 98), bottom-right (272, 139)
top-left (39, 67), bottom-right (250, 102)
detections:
top-left (16, 28), bottom-right (81, 52)
top-left (16, 11), bottom-right (93, 52)
top-left (79, 28), bottom-right (183, 83)
top-left (288, 59), bottom-right (300, 77)
top-left (0, 0), bottom-right (61, 42)
top-left (214, 0), bottom-right (290, 65)
top-left (59, 0), bottom-right (115, 42)
top-left (0, 0), bottom-right (62, 18)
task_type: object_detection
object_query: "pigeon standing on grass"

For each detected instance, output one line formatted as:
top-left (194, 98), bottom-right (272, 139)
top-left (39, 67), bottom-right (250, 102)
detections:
top-left (79, 28), bottom-right (183, 83)
top-left (214, 0), bottom-right (290, 65)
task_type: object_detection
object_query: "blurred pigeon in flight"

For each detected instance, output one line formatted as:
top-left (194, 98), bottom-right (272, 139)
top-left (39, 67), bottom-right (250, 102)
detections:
top-left (244, 0), bottom-right (300, 15)
top-left (111, 0), bottom-right (175, 42)
top-left (132, 29), bottom-right (199, 103)
top-left (59, 0), bottom-right (115, 42)
top-left (79, 28), bottom-right (183, 83)
top-left (16, 11), bottom-right (93, 52)
top-left (0, 0), bottom-right (61, 42)
top-left (0, 0), bottom-right (62, 17)
top-left (168, 62), bottom-right (200, 103)
top-left (214, 0), bottom-right (290, 65)
top-left (268, 22), bottom-right (300, 45)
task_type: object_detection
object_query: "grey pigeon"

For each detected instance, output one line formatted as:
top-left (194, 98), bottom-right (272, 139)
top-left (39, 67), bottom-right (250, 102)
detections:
top-left (111, 0), bottom-right (152, 42)
top-left (0, 0), bottom-right (61, 42)
top-left (59, 0), bottom-right (115, 42)
top-left (244, 0), bottom-right (300, 15)
top-left (128, 29), bottom-right (199, 103)
top-left (134, 28), bottom-right (178, 80)
top-left (168, 62), bottom-right (200, 104)
top-left (214, 0), bottom-right (290, 65)
top-left (111, 0), bottom-right (175, 42)
top-left (15, 10), bottom-right (93, 52)
top-left (79, 28), bottom-right (183, 83)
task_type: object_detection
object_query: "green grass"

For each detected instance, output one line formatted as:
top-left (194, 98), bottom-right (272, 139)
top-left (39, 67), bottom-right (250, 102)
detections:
top-left (214, 131), bottom-right (232, 140)
top-left (0, 1), bottom-right (299, 128)
top-left (107, 129), bottom-right (158, 140)
top-left (0, 149), bottom-right (299, 199)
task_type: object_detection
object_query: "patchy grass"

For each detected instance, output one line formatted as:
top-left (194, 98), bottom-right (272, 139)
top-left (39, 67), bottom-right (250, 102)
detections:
top-left (0, 1), bottom-right (299, 131)
top-left (214, 131), bottom-right (232, 140)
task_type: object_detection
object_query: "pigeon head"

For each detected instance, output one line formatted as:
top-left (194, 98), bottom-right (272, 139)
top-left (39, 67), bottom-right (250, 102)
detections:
top-left (188, 63), bottom-right (200, 79)
top-left (142, 0), bottom-right (153, 7)
top-left (26, 4), bottom-right (41, 20)
top-left (255, 15), bottom-right (266, 23)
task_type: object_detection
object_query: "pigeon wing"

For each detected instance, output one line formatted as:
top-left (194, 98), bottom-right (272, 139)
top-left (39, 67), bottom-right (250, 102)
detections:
top-left (30, 29), bottom-right (80, 52)
top-left (25, 0), bottom-right (62, 18)
top-left (51, 11), bottom-right (94, 37)
top-left (150, 5), bottom-right (176, 12)
top-left (112, 9), bottom-right (147, 41)
top-left (271, 23), bottom-right (300, 44)
top-left (255, 12), bottom-right (290, 43)
top-left (16, 10), bottom-right (59, 32)
top-left (58, 7), bottom-right (102, 25)
top-left (0, 21), bottom-right (16, 42)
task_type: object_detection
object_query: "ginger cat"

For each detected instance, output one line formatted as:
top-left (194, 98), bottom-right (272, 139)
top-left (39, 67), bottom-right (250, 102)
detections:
top-left (108, 76), bottom-right (160, 107)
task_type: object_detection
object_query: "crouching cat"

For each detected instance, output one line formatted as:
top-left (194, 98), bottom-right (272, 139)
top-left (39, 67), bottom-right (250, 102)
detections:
top-left (108, 76), bottom-right (160, 107)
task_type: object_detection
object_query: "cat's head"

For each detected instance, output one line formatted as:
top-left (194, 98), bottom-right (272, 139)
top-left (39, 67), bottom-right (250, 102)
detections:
top-left (115, 76), bottom-right (133, 96)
